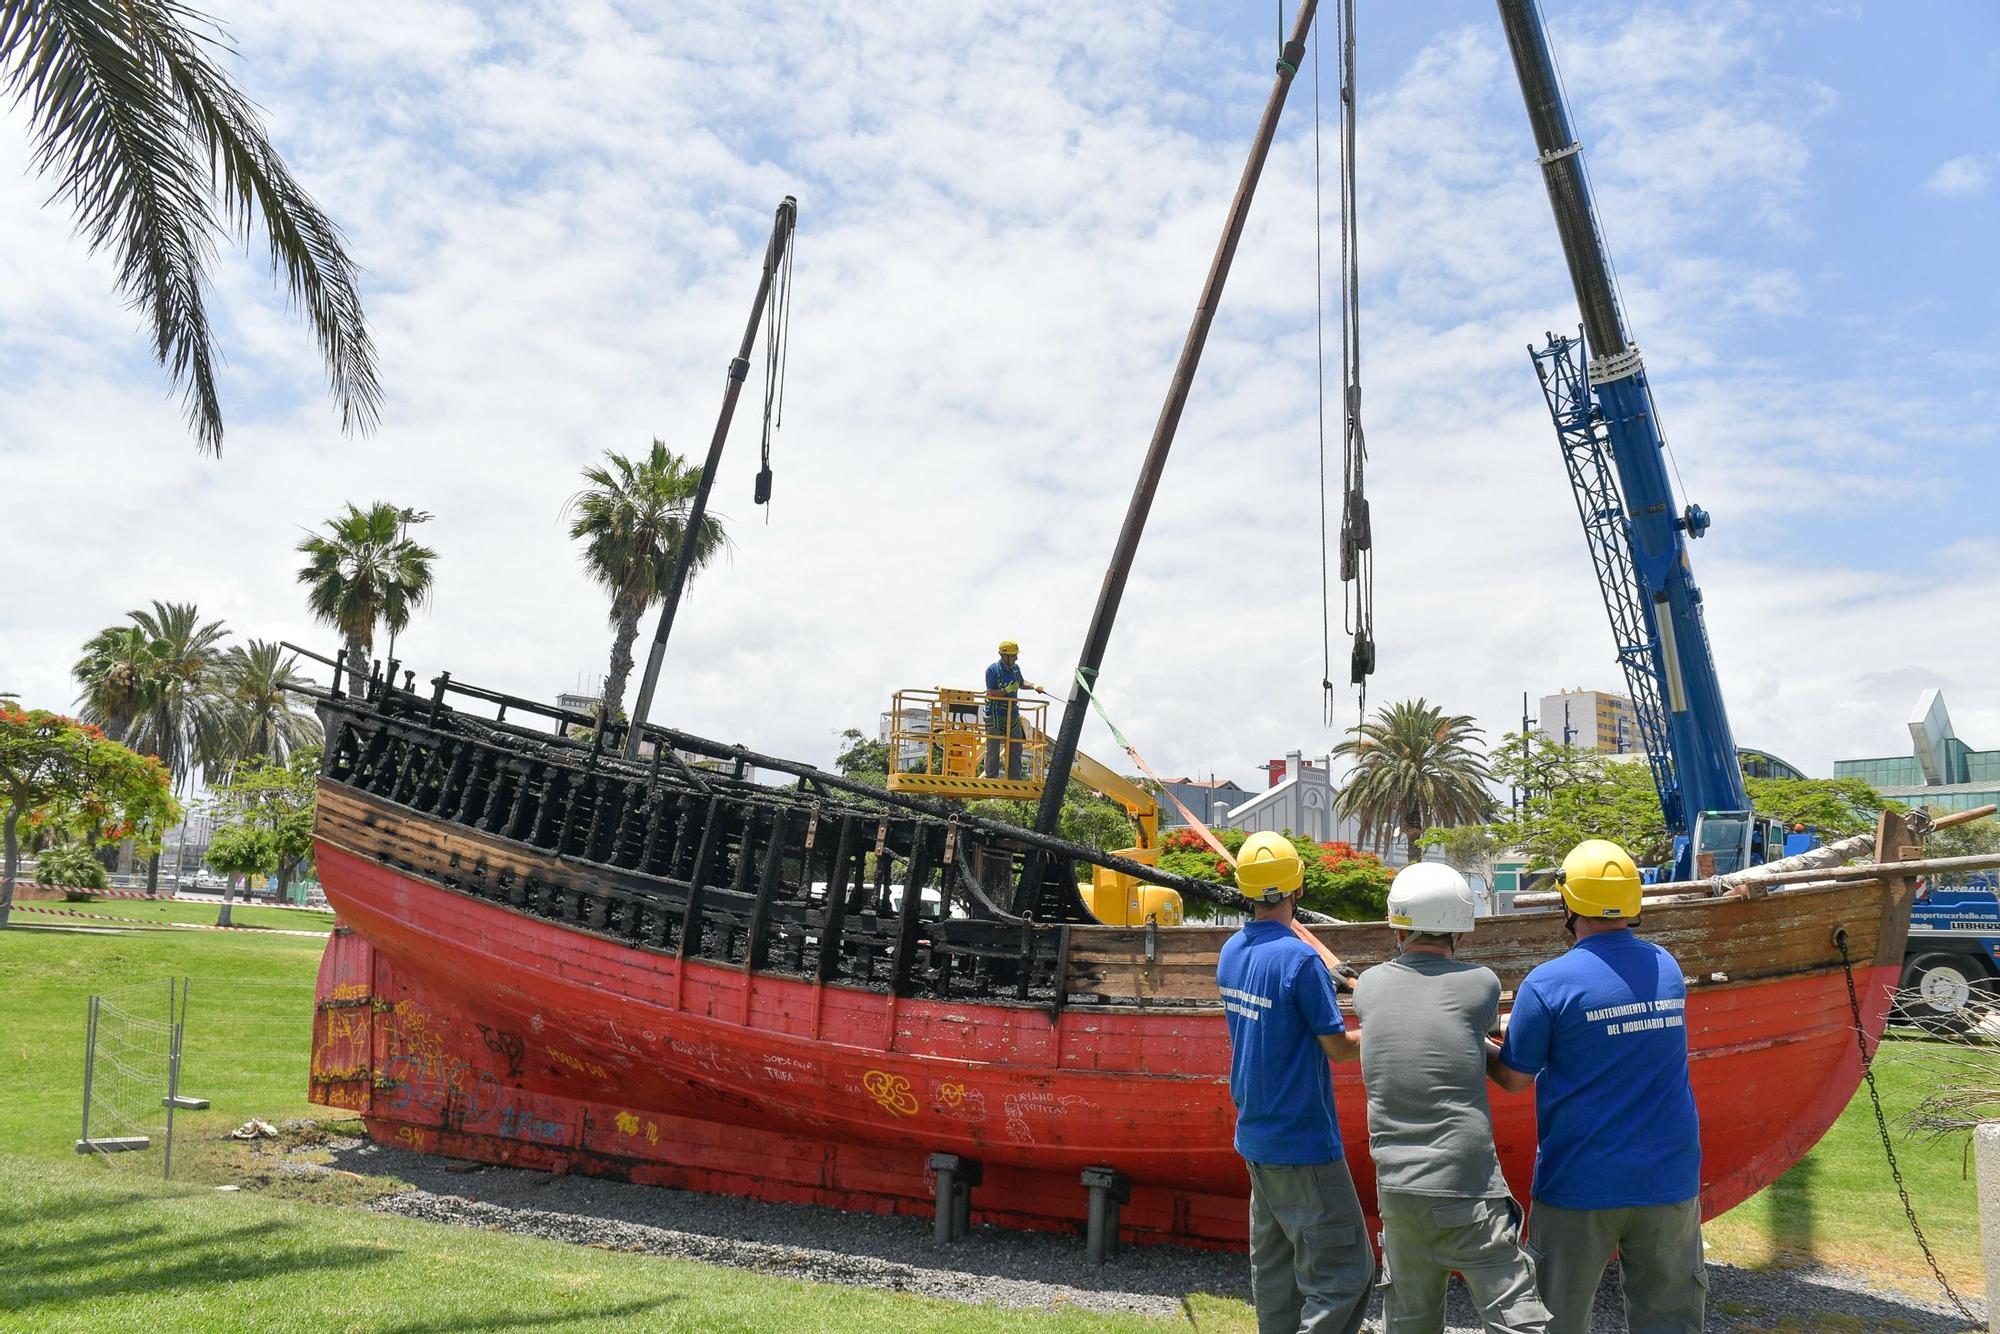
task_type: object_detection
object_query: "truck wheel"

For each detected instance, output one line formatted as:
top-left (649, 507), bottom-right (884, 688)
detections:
top-left (1898, 953), bottom-right (1982, 1037)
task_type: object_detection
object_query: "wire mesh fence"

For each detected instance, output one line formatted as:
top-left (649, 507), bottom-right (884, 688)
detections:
top-left (79, 977), bottom-right (191, 1177)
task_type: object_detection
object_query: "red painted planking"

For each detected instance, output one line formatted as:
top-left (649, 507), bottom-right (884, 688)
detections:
top-left (309, 841), bottom-right (1895, 1247)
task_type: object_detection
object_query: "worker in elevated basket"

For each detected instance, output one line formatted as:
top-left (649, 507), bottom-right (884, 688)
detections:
top-left (1353, 863), bottom-right (1551, 1333)
top-left (1491, 839), bottom-right (1704, 1334)
top-left (1216, 831), bottom-right (1373, 1334)
top-left (982, 640), bottom-right (1041, 780)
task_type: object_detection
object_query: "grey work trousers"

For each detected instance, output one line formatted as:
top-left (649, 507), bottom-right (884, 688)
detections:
top-left (1524, 1196), bottom-right (1705, 1334)
top-left (1245, 1158), bottom-right (1375, 1334)
top-left (983, 706), bottom-right (1025, 780)
top-left (1376, 1190), bottom-right (1551, 1334)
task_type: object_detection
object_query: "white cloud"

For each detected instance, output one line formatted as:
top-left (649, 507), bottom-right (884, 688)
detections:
top-left (0, 0), bottom-right (1991, 800)
top-left (1924, 153), bottom-right (1991, 198)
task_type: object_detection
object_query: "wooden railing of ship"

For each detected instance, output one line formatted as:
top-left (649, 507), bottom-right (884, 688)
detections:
top-left (292, 648), bottom-right (1991, 1015)
top-left (296, 648), bottom-right (1273, 1012)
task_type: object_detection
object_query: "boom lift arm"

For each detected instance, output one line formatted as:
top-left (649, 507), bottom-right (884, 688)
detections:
top-left (1498, 0), bottom-right (1775, 879)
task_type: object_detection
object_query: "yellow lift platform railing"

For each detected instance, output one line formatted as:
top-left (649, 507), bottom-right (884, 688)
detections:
top-left (884, 687), bottom-right (1050, 800)
top-left (882, 688), bottom-right (1182, 927)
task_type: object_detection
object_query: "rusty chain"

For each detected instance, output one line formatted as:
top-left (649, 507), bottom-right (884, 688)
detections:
top-left (1835, 930), bottom-right (1977, 1323)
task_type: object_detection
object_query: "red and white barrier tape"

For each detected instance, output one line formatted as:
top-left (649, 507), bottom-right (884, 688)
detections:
top-left (10, 903), bottom-right (326, 937)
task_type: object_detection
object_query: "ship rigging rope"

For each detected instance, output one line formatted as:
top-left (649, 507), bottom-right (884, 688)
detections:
top-left (1314, 0), bottom-right (1374, 729)
top-left (1073, 669), bottom-right (1235, 868)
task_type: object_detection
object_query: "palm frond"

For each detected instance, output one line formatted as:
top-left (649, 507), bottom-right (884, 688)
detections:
top-left (0, 0), bottom-right (377, 452)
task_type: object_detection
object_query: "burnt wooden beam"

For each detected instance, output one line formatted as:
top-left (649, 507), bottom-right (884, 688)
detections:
top-left (890, 827), bottom-right (937, 997)
top-left (742, 808), bottom-right (793, 975)
top-left (816, 816), bottom-right (859, 984)
top-left (676, 796), bottom-right (724, 961)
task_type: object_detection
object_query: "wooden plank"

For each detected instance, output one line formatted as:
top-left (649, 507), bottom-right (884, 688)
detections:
top-left (1059, 879), bottom-right (1895, 1001)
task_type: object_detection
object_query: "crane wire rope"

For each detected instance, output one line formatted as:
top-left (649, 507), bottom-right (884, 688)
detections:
top-left (1313, 12), bottom-right (1334, 725)
top-left (1330, 0), bottom-right (1373, 726)
top-left (756, 222), bottom-right (795, 522)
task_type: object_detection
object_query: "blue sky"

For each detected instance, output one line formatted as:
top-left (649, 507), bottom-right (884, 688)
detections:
top-left (1, 0), bottom-right (1995, 787)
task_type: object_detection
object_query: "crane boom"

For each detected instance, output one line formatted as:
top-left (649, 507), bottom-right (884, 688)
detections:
top-left (1497, 0), bottom-right (1753, 872)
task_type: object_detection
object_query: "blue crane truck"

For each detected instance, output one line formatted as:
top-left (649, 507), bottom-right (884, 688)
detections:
top-left (1499, 0), bottom-right (1811, 884)
top-left (1503, 2), bottom-right (2000, 1038)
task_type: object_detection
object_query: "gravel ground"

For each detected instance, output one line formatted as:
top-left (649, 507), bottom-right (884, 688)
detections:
top-left (315, 1137), bottom-right (1983, 1330)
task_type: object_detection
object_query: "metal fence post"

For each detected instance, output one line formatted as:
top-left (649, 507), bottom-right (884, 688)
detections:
top-left (80, 994), bottom-right (99, 1149)
top-left (163, 978), bottom-right (182, 1179)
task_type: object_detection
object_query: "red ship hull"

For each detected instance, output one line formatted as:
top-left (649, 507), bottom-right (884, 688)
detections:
top-left (311, 839), bottom-right (1901, 1248)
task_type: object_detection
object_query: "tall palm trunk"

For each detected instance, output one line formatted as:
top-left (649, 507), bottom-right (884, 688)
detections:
top-left (602, 602), bottom-right (643, 720)
top-left (345, 636), bottom-right (370, 693)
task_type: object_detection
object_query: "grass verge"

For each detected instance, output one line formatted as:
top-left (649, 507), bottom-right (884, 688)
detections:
top-left (1703, 1036), bottom-right (1987, 1298)
top-left (0, 924), bottom-right (327, 1159)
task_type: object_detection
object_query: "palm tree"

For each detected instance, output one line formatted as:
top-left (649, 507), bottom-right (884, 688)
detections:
top-left (1333, 697), bottom-right (1495, 860)
top-left (0, 0), bottom-right (379, 452)
top-left (563, 441), bottom-right (729, 719)
top-left (296, 502), bottom-right (438, 682)
top-left (73, 625), bottom-right (162, 742)
top-left (72, 602), bottom-right (228, 892)
top-left (121, 601), bottom-right (231, 788)
top-left (217, 640), bottom-right (322, 764)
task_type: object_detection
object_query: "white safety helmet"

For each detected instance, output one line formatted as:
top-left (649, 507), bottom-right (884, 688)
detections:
top-left (1386, 862), bottom-right (1477, 935)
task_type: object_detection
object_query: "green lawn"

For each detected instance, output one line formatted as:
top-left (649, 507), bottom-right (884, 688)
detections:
top-left (1704, 1037), bottom-right (1988, 1295)
top-left (0, 926), bottom-right (1240, 1331)
top-left (8, 899), bottom-right (334, 933)
top-left (0, 920), bottom-right (1988, 1328)
top-left (0, 925), bottom-right (327, 1158)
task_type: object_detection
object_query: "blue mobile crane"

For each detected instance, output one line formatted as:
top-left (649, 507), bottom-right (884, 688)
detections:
top-left (1497, 0), bottom-right (1807, 882)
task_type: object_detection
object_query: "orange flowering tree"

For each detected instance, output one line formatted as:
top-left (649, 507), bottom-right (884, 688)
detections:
top-left (0, 706), bottom-right (178, 928)
top-left (1156, 826), bottom-right (1392, 921)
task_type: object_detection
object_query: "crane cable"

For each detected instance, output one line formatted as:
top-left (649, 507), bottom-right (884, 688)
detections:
top-left (1335, 0), bottom-right (1374, 720)
top-left (755, 224), bottom-right (795, 520)
top-left (1315, 0), bottom-right (1373, 729)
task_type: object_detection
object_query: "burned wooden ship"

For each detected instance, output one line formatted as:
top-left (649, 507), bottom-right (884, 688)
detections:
top-left (306, 656), bottom-right (1936, 1247)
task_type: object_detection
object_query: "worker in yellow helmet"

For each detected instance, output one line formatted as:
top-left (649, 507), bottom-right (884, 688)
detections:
top-left (982, 639), bottom-right (1041, 780)
top-left (1216, 831), bottom-right (1372, 1334)
top-left (1491, 839), bottom-right (1704, 1333)
top-left (1353, 862), bottom-right (1552, 1332)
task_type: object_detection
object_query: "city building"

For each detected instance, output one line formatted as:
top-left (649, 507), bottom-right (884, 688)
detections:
top-left (1738, 747), bottom-right (1809, 781)
top-left (1260, 755), bottom-right (1319, 787)
top-left (1537, 688), bottom-right (1639, 754)
top-left (1835, 689), bottom-right (2000, 815)
top-left (1538, 688), bottom-right (1809, 778)
top-left (1211, 750), bottom-right (1415, 863)
top-left (1156, 776), bottom-right (1253, 828)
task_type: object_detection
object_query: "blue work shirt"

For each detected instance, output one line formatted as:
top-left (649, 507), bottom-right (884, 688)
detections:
top-left (1498, 929), bottom-right (1701, 1209)
top-left (1217, 918), bottom-right (1348, 1165)
top-left (984, 660), bottom-right (1024, 715)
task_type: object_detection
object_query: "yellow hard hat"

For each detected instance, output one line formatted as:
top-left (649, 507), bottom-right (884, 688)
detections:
top-left (1557, 838), bottom-right (1642, 918)
top-left (998, 640), bottom-right (1019, 655)
top-left (1236, 831), bottom-right (1303, 901)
